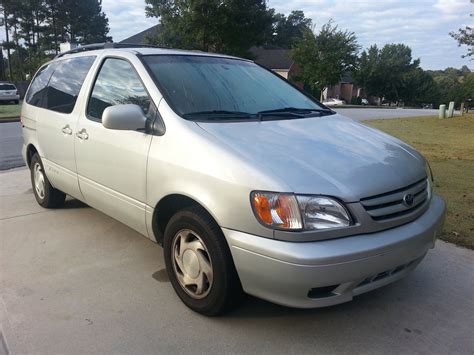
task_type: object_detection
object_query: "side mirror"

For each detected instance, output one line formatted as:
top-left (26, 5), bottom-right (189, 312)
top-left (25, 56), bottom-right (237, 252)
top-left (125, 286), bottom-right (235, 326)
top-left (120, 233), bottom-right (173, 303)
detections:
top-left (102, 104), bottom-right (147, 131)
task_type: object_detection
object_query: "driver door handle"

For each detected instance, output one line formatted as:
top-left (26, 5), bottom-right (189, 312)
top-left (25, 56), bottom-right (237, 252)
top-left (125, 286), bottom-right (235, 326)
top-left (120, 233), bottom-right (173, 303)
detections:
top-left (76, 129), bottom-right (89, 140)
top-left (61, 125), bottom-right (72, 135)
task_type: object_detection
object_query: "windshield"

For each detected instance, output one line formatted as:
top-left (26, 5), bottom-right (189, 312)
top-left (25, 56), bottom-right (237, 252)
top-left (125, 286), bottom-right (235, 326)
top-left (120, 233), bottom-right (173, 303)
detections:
top-left (142, 55), bottom-right (331, 120)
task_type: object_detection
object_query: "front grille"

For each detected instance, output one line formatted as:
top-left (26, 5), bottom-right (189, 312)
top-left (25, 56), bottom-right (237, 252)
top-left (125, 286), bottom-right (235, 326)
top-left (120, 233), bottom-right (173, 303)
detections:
top-left (360, 178), bottom-right (429, 221)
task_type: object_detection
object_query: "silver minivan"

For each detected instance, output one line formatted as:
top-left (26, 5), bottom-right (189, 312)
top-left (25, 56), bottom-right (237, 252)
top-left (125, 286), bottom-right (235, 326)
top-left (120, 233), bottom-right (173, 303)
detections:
top-left (21, 44), bottom-right (446, 315)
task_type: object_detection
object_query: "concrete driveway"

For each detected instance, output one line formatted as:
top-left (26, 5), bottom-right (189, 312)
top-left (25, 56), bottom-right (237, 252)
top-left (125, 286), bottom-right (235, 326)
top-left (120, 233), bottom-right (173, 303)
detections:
top-left (1, 168), bottom-right (473, 354)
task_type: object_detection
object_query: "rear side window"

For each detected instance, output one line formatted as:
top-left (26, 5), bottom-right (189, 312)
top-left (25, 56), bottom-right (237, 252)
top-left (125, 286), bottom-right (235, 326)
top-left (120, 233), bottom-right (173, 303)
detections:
top-left (45, 56), bottom-right (96, 113)
top-left (0, 84), bottom-right (16, 90)
top-left (25, 63), bottom-right (57, 107)
top-left (87, 58), bottom-right (151, 121)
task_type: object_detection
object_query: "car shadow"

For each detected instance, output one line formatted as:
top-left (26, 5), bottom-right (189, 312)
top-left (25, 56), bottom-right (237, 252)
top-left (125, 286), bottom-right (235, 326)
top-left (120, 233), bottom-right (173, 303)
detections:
top-left (224, 283), bottom-right (399, 319)
top-left (62, 198), bottom-right (89, 209)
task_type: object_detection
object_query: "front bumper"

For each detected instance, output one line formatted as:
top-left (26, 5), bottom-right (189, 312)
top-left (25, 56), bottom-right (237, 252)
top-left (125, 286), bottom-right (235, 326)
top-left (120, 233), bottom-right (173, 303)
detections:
top-left (223, 194), bottom-right (446, 308)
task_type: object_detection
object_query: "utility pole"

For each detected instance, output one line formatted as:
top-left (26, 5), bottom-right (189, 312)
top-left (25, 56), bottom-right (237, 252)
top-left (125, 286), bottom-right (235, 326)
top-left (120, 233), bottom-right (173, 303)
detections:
top-left (1, 6), bottom-right (12, 80)
top-left (0, 45), bottom-right (5, 81)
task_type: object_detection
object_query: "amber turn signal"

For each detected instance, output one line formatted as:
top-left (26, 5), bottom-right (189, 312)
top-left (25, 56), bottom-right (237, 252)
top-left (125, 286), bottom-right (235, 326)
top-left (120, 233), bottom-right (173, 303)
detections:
top-left (251, 192), bottom-right (302, 230)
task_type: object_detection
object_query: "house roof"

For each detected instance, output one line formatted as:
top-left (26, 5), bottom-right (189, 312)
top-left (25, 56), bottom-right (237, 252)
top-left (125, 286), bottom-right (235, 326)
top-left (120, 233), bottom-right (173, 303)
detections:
top-left (120, 25), bottom-right (161, 44)
top-left (249, 46), bottom-right (294, 70)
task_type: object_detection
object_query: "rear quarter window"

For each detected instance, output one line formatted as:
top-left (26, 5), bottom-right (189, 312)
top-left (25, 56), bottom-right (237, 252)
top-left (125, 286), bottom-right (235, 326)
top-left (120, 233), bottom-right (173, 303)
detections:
top-left (25, 63), bottom-right (57, 107)
top-left (45, 56), bottom-right (96, 113)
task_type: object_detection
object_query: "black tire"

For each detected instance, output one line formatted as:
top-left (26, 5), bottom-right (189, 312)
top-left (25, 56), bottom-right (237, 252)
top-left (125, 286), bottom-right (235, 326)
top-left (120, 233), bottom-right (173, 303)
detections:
top-left (163, 205), bottom-right (244, 316)
top-left (30, 153), bottom-right (66, 208)
top-left (14, 100), bottom-right (19, 105)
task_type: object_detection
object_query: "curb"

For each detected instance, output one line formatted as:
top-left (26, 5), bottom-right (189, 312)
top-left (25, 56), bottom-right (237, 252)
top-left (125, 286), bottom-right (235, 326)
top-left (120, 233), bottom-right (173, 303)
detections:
top-left (335, 106), bottom-right (398, 109)
top-left (0, 164), bottom-right (27, 173)
top-left (0, 117), bottom-right (20, 123)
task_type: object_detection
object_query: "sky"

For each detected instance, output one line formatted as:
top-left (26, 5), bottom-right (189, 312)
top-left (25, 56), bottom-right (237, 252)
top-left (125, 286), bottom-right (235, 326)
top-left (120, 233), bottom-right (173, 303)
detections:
top-left (1, 0), bottom-right (472, 70)
top-left (100, 0), bottom-right (473, 70)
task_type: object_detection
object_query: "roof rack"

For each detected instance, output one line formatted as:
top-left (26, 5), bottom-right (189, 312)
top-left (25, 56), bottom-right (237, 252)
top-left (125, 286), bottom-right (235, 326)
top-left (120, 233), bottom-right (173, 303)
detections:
top-left (55, 42), bottom-right (168, 58)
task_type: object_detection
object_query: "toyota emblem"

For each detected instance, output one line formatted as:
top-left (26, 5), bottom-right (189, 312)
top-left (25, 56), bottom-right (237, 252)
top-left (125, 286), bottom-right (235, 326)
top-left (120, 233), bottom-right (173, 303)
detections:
top-left (403, 193), bottom-right (414, 207)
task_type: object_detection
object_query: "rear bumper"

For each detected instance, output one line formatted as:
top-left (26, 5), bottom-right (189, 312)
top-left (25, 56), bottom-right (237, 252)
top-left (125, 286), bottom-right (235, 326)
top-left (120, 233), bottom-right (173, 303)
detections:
top-left (223, 194), bottom-right (446, 308)
top-left (0, 95), bottom-right (19, 101)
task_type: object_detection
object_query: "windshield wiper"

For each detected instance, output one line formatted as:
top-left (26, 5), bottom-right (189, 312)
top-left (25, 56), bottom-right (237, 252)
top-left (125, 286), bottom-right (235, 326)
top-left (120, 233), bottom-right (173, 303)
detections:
top-left (258, 107), bottom-right (332, 115)
top-left (182, 110), bottom-right (252, 120)
top-left (256, 107), bottom-right (333, 121)
top-left (182, 107), bottom-right (334, 122)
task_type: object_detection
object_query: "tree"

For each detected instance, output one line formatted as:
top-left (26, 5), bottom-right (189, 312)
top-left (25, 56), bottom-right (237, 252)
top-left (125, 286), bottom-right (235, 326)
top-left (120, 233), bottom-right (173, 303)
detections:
top-left (291, 21), bottom-right (359, 100)
top-left (54, 0), bottom-right (111, 44)
top-left (428, 66), bottom-right (472, 105)
top-left (216, 0), bottom-right (273, 56)
top-left (269, 10), bottom-right (312, 48)
top-left (461, 73), bottom-right (474, 100)
top-left (145, 0), bottom-right (273, 57)
top-left (450, 26), bottom-right (473, 59)
top-left (354, 44), bottom-right (420, 104)
top-left (353, 44), bottom-right (378, 96)
top-left (400, 68), bottom-right (439, 106)
top-left (435, 74), bottom-right (462, 104)
top-left (0, 0), bottom-right (111, 79)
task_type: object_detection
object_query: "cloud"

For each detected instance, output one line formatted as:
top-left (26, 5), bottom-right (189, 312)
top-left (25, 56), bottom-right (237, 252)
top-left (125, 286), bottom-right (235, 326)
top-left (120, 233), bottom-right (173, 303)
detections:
top-left (434, 0), bottom-right (471, 14)
top-left (268, 0), bottom-right (472, 69)
top-left (102, 0), bottom-right (157, 42)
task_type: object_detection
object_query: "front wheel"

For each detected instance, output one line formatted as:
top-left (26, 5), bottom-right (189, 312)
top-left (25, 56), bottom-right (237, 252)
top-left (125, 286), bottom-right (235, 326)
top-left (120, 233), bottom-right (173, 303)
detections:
top-left (163, 206), bottom-right (244, 316)
top-left (30, 153), bottom-right (65, 208)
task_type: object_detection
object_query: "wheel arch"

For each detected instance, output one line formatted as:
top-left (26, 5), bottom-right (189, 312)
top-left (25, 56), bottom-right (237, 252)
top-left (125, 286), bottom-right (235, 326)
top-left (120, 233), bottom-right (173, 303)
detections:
top-left (151, 193), bottom-right (222, 245)
top-left (26, 143), bottom-right (39, 168)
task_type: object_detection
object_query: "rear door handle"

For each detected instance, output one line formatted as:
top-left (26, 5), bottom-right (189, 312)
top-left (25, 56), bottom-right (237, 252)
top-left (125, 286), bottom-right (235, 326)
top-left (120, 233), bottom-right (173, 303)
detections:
top-left (76, 129), bottom-right (89, 140)
top-left (61, 125), bottom-right (72, 135)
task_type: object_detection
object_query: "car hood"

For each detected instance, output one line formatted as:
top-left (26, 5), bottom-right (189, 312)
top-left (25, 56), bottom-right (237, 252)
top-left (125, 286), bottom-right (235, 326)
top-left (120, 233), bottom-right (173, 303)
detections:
top-left (196, 114), bottom-right (426, 202)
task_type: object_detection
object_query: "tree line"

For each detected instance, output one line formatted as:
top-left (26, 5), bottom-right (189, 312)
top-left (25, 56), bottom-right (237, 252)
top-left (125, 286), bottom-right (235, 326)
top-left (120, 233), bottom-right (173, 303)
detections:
top-left (1, 0), bottom-right (472, 107)
top-left (0, 0), bottom-right (110, 80)
top-left (144, 0), bottom-right (472, 106)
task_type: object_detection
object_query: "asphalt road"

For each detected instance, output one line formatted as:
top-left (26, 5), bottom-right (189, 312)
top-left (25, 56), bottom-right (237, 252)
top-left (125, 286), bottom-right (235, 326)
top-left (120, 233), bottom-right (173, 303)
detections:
top-left (0, 108), bottom-right (451, 171)
top-left (1, 168), bottom-right (473, 354)
top-left (0, 122), bottom-right (23, 170)
top-left (333, 108), bottom-right (441, 120)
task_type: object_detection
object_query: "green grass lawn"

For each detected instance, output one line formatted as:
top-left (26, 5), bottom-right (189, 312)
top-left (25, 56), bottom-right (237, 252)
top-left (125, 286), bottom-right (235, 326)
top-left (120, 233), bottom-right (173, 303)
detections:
top-left (365, 114), bottom-right (474, 249)
top-left (0, 102), bottom-right (21, 119)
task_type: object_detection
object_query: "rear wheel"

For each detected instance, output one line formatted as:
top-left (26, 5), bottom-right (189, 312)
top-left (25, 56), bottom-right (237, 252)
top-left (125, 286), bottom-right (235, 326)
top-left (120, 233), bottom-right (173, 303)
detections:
top-left (30, 153), bottom-right (65, 208)
top-left (163, 206), bottom-right (244, 316)
top-left (14, 100), bottom-right (19, 104)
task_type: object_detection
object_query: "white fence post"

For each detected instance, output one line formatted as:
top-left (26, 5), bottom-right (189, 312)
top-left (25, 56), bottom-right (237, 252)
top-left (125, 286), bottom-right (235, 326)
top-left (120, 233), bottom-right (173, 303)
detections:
top-left (447, 101), bottom-right (455, 118)
top-left (439, 104), bottom-right (446, 119)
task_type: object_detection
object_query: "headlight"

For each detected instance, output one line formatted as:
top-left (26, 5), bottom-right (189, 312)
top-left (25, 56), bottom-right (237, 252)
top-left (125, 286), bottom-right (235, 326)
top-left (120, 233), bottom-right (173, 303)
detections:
top-left (297, 195), bottom-right (352, 230)
top-left (251, 192), bottom-right (351, 231)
